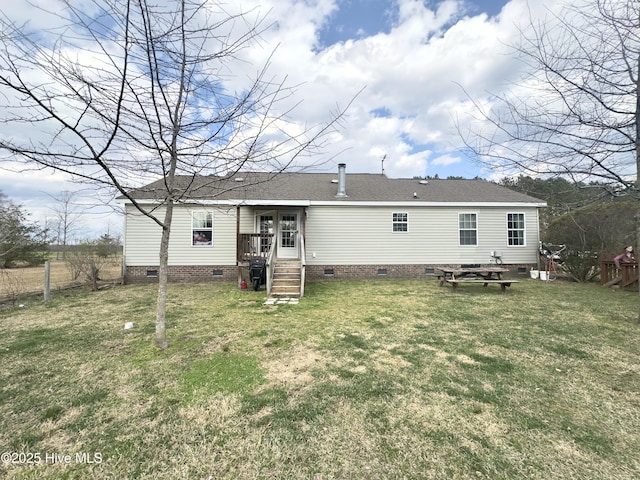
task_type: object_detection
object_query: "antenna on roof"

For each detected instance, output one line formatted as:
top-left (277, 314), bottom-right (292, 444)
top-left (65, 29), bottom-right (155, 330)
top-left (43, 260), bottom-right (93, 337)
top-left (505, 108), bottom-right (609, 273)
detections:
top-left (381, 154), bottom-right (387, 176)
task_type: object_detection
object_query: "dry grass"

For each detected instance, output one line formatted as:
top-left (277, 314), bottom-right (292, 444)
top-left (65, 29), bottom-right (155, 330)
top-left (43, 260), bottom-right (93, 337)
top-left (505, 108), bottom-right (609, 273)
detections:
top-left (0, 279), bottom-right (639, 479)
top-left (0, 259), bottom-right (122, 300)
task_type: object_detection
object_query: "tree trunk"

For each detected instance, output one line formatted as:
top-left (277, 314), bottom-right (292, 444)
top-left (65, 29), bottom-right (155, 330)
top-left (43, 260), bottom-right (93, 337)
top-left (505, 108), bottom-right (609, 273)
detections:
top-left (155, 200), bottom-right (174, 349)
top-left (636, 37), bottom-right (640, 324)
top-left (636, 214), bottom-right (640, 325)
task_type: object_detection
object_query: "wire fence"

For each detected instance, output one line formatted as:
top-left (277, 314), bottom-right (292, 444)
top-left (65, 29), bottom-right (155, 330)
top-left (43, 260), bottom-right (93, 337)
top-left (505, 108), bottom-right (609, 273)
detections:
top-left (0, 258), bottom-right (123, 304)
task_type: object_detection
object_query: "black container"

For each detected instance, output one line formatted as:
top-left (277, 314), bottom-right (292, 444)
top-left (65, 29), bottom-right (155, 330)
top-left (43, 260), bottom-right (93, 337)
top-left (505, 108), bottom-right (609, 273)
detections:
top-left (249, 258), bottom-right (267, 291)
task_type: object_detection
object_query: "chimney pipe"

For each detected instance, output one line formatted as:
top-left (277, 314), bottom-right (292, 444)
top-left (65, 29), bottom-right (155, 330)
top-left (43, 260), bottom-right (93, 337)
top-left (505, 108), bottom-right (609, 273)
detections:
top-left (336, 163), bottom-right (347, 197)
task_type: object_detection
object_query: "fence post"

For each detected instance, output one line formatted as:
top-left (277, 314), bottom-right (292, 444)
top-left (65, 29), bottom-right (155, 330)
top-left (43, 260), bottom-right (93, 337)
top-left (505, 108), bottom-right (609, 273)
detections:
top-left (44, 260), bottom-right (51, 302)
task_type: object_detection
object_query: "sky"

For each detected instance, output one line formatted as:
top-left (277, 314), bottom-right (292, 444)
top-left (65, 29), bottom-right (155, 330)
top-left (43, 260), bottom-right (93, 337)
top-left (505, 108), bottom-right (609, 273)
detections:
top-left (0, 0), bottom-right (561, 238)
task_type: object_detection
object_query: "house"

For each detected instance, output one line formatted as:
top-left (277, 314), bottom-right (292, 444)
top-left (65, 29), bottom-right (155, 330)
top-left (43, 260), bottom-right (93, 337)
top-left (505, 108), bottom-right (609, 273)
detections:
top-left (122, 164), bottom-right (546, 296)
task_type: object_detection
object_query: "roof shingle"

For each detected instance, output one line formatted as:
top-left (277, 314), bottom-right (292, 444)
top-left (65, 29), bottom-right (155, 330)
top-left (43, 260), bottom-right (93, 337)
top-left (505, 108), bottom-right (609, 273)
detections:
top-left (125, 171), bottom-right (545, 204)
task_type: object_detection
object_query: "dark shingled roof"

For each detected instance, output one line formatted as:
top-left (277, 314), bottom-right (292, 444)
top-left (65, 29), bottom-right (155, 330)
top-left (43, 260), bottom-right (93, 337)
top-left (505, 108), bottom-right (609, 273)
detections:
top-left (125, 172), bottom-right (545, 204)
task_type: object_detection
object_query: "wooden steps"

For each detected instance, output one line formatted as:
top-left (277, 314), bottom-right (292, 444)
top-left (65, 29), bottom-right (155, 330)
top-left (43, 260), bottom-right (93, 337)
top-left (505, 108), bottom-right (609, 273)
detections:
top-left (270, 259), bottom-right (302, 296)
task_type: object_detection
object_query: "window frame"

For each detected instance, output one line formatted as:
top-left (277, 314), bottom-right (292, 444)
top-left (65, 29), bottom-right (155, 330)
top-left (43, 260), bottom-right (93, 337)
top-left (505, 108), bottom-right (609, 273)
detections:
top-left (191, 211), bottom-right (213, 247)
top-left (458, 212), bottom-right (478, 246)
top-left (392, 212), bottom-right (408, 233)
top-left (507, 212), bottom-right (526, 247)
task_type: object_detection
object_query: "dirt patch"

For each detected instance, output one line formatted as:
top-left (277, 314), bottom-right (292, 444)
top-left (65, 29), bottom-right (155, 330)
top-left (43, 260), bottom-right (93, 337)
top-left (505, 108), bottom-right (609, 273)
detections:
top-left (262, 344), bottom-right (325, 389)
top-left (197, 333), bottom-right (244, 355)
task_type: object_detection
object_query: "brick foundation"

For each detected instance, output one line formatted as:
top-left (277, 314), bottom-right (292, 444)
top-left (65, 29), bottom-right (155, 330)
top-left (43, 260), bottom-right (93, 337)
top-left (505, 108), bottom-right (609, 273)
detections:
top-left (306, 264), bottom-right (534, 281)
top-left (124, 265), bottom-right (237, 284)
top-left (306, 264), bottom-right (432, 281)
top-left (125, 263), bottom-right (535, 284)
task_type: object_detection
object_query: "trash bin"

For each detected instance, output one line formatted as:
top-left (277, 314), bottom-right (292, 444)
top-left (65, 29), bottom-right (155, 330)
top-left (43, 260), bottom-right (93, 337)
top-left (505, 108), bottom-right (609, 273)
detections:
top-left (249, 258), bottom-right (266, 291)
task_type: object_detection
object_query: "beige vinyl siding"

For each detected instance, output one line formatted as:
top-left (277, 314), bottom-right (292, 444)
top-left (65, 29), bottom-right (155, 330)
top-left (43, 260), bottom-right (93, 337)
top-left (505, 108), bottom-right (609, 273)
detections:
top-left (305, 205), bottom-right (540, 265)
top-left (238, 206), bottom-right (255, 233)
top-left (124, 204), bottom-right (237, 266)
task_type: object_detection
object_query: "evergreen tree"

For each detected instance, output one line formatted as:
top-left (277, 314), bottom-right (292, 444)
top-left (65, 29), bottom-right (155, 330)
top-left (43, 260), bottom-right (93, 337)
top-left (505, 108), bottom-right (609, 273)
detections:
top-left (0, 193), bottom-right (48, 267)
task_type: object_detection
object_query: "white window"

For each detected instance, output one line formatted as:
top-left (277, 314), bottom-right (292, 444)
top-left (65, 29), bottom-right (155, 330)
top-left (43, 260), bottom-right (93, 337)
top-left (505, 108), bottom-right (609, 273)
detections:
top-left (392, 212), bottom-right (408, 232)
top-left (507, 213), bottom-right (525, 246)
top-left (192, 211), bottom-right (213, 246)
top-left (459, 213), bottom-right (477, 246)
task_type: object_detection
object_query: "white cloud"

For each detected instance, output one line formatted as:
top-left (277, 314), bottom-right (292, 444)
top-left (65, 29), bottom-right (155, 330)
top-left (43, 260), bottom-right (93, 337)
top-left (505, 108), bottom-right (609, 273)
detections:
top-left (3, 0), bottom-right (565, 229)
top-left (220, 0), bottom-right (561, 178)
top-left (431, 154), bottom-right (461, 167)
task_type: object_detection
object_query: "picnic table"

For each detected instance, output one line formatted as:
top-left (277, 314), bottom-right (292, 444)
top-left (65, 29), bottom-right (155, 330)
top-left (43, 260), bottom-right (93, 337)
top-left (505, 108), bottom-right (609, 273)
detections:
top-left (436, 266), bottom-right (517, 292)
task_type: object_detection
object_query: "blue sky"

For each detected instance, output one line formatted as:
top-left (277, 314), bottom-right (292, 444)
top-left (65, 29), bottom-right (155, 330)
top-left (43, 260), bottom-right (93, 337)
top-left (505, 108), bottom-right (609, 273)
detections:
top-left (1, 0), bottom-right (560, 237)
top-left (318, 0), bottom-right (507, 47)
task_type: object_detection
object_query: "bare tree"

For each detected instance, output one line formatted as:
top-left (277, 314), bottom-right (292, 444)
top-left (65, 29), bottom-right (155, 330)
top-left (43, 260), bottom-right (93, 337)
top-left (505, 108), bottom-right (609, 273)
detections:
top-left (46, 190), bottom-right (84, 258)
top-left (0, 269), bottom-right (26, 306)
top-left (65, 239), bottom-right (113, 291)
top-left (461, 0), bottom-right (638, 183)
top-left (459, 0), bottom-right (640, 318)
top-left (0, 0), bottom-right (352, 347)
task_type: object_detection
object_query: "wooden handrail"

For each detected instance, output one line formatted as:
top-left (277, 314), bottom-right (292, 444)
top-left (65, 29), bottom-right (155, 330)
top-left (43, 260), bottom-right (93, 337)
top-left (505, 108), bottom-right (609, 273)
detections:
top-left (265, 239), bottom-right (277, 296)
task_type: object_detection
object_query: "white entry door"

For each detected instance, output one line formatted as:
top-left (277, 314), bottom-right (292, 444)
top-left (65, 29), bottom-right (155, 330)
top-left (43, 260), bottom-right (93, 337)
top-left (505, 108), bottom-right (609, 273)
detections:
top-left (278, 213), bottom-right (299, 259)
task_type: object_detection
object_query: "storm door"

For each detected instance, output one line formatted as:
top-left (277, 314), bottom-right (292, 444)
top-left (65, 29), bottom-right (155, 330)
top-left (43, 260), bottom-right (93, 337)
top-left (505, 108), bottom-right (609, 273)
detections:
top-left (278, 213), bottom-right (299, 259)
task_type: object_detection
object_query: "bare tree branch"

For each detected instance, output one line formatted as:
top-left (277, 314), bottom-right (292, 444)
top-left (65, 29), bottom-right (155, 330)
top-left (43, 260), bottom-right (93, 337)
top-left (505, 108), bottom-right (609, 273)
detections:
top-left (458, 0), bottom-right (638, 189)
top-left (0, 0), bottom-right (355, 346)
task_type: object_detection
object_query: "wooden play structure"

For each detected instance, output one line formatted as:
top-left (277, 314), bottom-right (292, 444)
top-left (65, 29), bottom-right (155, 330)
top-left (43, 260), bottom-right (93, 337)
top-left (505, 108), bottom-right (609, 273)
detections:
top-left (600, 260), bottom-right (638, 289)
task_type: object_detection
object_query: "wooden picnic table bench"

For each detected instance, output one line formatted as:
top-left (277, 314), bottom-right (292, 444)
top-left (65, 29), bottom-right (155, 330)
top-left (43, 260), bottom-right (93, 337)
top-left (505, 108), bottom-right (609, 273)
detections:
top-left (443, 277), bottom-right (518, 292)
top-left (436, 266), bottom-right (518, 292)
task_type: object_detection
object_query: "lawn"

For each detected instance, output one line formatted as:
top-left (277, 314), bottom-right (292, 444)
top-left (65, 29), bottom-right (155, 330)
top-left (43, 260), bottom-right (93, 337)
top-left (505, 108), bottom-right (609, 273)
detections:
top-left (0, 279), bottom-right (639, 479)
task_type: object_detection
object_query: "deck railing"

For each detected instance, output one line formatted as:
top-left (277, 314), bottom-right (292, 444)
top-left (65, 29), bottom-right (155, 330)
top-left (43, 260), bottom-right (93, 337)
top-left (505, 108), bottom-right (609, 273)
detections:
top-left (238, 234), bottom-right (274, 262)
top-left (600, 260), bottom-right (638, 287)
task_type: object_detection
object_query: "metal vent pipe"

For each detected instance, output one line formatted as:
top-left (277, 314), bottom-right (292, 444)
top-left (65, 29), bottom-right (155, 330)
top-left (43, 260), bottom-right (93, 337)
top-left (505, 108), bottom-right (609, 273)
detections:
top-left (336, 163), bottom-right (347, 197)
